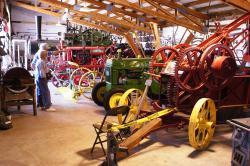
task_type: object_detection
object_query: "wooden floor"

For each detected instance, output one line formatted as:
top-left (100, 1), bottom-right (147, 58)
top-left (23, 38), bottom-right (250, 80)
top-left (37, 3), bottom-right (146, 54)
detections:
top-left (0, 83), bottom-right (235, 166)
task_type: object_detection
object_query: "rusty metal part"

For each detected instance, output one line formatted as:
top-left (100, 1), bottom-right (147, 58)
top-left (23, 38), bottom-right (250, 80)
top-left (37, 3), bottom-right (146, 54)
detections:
top-left (166, 75), bottom-right (177, 107)
top-left (200, 44), bottom-right (236, 90)
top-left (211, 56), bottom-right (237, 79)
top-left (150, 44), bottom-right (190, 75)
top-left (175, 47), bottom-right (204, 92)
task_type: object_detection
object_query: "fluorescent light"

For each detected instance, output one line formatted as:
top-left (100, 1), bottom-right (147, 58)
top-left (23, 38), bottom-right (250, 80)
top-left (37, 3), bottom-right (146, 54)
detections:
top-left (79, 7), bottom-right (96, 12)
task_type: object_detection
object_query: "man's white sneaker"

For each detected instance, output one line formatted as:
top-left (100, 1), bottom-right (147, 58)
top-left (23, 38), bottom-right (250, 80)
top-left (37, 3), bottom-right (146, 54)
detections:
top-left (46, 107), bottom-right (56, 112)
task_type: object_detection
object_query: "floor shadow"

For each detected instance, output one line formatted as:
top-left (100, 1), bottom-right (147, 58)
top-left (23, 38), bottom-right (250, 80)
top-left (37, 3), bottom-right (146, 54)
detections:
top-left (93, 109), bottom-right (106, 116)
top-left (77, 147), bottom-right (105, 160)
top-left (188, 148), bottom-right (215, 158)
top-left (187, 125), bottom-right (233, 159)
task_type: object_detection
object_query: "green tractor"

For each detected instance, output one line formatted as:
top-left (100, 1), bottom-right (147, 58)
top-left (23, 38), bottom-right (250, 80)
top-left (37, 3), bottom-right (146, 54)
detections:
top-left (91, 58), bottom-right (159, 114)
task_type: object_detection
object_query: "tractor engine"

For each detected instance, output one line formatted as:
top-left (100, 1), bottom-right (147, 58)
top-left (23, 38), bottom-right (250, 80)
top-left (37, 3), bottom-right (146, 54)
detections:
top-left (104, 58), bottom-right (150, 91)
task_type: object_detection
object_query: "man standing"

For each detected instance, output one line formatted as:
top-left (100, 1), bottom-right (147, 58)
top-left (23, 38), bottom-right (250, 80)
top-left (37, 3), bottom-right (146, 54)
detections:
top-left (35, 50), bottom-right (55, 111)
top-left (31, 43), bottom-right (61, 70)
top-left (31, 43), bottom-right (62, 109)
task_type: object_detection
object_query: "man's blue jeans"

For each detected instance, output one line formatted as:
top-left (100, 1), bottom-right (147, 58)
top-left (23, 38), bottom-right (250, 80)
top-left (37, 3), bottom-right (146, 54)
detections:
top-left (36, 78), bottom-right (51, 109)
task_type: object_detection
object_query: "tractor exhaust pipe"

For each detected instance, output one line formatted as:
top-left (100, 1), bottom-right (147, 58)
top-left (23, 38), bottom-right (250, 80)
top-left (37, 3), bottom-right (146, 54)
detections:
top-left (35, 16), bottom-right (42, 41)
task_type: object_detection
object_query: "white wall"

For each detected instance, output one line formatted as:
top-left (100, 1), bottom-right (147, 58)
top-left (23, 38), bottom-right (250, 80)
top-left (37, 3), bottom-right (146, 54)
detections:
top-left (11, 6), bottom-right (66, 40)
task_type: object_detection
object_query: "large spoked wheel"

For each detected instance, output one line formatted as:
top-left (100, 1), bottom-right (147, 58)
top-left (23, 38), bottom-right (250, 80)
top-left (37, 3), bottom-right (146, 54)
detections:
top-left (92, 81), bottom-right (106, 106)
top-left (118, 89), bottom-right (146, 124)
top-left (104, 89), bottom-right (125, 115)
top-left (150, 46), bottom-right (179, 75)
top-left (189, 98), bottom-right (216, 149)
top-left (70, 67), bottom-right (91, 89)
top-left (200, 44), bottom-right (237, 90)
top-left (175, 47), bottom-right (204, 93)
top-left (78, 71), bottom-right (103, 99)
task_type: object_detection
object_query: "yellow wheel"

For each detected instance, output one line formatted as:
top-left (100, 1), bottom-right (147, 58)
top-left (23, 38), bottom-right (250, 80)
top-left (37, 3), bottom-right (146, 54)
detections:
top-left (78, 71), bottom-right (103, 99)
top-left (189, 98), bottom-right (216, 149)
top-left (104, 89), bottom-right (125, 115)
top-left (118, 88), bottom-right (149, 124)
top-left (70, 67), bottom-right (91, 89)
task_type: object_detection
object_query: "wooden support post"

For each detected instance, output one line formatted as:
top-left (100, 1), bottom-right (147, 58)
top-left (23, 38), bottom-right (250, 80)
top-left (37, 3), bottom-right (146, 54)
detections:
top-left (134, 32), bottom-right (146, 58)
top-left (119, 118), bottom-right (162, 150)
top-left (179, 28), bottom-right (188, 44)
top-left (184, 32), bottom-right (195, 44)
top-left (151, 22), bottom-right (161, 50)
top-left (124, 32), bottom-right (142, 58)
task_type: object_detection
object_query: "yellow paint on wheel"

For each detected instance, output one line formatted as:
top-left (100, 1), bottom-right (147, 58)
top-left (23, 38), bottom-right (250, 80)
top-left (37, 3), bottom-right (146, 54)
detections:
top-left (189, 98), bottom-right (217, 149)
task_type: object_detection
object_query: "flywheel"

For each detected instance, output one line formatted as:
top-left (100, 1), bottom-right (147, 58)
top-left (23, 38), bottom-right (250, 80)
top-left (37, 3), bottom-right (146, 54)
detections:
top-left (188, 98), bottom-right (216, 149)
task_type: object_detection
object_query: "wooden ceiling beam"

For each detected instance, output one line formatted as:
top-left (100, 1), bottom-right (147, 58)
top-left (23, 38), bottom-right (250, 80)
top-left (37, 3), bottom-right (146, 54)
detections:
top-left (108, 0), bottom-right (204, 33)
top-left (183, 0), bottom-right (212, 8)
top-left (221, 0), bottom-right (250, 11)
top-left (153, 0), bottom-right (209, 20)
top-left (12, 1), bottom-right (61, 17)
top-left (143, 0), bottom-right (172, 16)
top-left (142, 0), bottom-right (203, 27)
top-left (38, 0), bottom-right (151, 33)
top-left (196, 3), bottom-right (229, 12)
top-left (11, 1), bottom-right (123, 36)
top-left (81, 0), bottom-right (159, 24)
top-left (209, 9), bottom-right (245, 20)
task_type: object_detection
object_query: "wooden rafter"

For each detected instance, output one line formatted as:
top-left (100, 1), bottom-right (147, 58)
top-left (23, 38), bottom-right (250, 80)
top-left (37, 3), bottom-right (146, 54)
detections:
top-left (209, 9), bottom-right (245, 20)
top-left (196, 3), bottom-right (229, 12)
top-left (11, 1), bottom-right (123, 36)
top-left (80, 0), bottom-right (160, 24)
top-left (183, 0), bottom-right (212, 8)
top-left (141, 0), bottom-right (202, 28)
top-left (153, 0), bottom-right (209, 20)
top-left (221, 0), bottom-right (250, 11)
top-left (143, 0), bottom-right (172, 16)
top-left (12, 1), bottom-right (61, 17)
top-left (38, 0), bottom-right (152, 33)
top-left (108, 0), bottom-right (204, 32)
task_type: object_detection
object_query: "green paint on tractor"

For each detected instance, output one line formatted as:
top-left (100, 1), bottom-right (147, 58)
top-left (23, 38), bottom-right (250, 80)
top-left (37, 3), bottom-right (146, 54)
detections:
top-left (104, 58), bottom-right (159, 95)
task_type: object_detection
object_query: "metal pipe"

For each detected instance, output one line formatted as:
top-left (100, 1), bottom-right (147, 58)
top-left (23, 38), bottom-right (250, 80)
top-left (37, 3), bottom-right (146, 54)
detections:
top-left (17, 45), bottom-right (20, 67)
top-left (35, 16), bottom-right (42, 40)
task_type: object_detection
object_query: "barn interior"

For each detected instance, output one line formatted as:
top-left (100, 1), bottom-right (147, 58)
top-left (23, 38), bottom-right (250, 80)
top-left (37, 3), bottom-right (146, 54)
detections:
top-left (0, 0), bottom-right (250, 166)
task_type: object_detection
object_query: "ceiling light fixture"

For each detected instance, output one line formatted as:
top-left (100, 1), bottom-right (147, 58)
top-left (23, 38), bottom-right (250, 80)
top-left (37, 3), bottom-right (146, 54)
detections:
top-left (73, 0), bottom-right (81, 10)
top-left (61, 8), bottom-right (72, 21)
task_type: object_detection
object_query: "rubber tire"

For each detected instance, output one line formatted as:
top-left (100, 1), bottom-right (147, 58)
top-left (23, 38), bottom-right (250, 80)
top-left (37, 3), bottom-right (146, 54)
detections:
top-left (103, 89), bottom-right (125, 115)
top-left (92, 81), bottom-right (106, 106)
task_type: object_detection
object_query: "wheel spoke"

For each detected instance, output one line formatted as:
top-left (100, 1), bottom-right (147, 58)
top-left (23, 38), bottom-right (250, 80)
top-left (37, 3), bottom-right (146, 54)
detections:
top-left (189, 98), bottom-right (216, 149)
top-left (183, 72), bottom-right (192, 85)
top-left (192, 72), bottom-right (200, 85)
top-left (186, 53), bottom-right (194, 66)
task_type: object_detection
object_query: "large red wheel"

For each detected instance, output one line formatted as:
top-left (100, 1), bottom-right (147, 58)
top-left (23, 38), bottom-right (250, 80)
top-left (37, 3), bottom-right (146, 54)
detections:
top-left (150, 46), bottom-right (179, 75)
top-left (175, 47), bottom-right (204, 93)
top-left (200, 44), bottom-right (237, 90)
